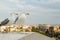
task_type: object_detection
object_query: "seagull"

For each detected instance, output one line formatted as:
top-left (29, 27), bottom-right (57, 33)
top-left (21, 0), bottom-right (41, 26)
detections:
top-left (0, 12), bottom-right (29, 27)
top-left (14, 12), bottom-right (29, 26)
top-left (0, 13), bottom-right (17, 26)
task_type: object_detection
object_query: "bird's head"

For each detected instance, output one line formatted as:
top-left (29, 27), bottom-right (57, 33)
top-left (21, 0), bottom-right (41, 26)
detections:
top-left (10, 12), bottom-right (19, 16)
top-left (25, 13), bottom-right (29, 16)
top-left (15, 13), bottom-right (19, 15)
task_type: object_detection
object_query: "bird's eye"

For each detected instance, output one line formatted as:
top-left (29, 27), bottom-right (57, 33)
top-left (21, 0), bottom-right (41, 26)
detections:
top-left (15, 13), bottom-right (18, 15)
top-left (26, 13), bottom-right (29, 15)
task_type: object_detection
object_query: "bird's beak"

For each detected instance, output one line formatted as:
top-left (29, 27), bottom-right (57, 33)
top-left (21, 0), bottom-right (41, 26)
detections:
top-left (25, 13), bottom-right (30, 16)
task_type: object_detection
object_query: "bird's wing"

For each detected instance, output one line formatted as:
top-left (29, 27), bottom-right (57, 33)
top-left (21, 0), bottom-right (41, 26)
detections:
top-left (1, 18), bottom-right (9, 26)
top-left (13, 17), bottom-right (19, 24)
top-left (15, 14), bottom-right (27, 26)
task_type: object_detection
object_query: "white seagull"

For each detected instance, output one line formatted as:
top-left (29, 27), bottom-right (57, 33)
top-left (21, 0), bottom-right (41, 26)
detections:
top-left (14, 12), bottom-right (29, 26)
top-left (0, 12), bottom-right (29, 27)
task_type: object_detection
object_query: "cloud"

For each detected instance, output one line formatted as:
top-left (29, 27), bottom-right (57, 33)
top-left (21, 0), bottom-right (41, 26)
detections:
top-left (32, 0), bottom-right (60, 4)
top-left (0, 0), bottom-right (60, 13)
top-left (5, 0), bottom-right (20, 3)
top-left (0, 5), bottom-right (11, 10)
top-left (47, 0), bottom-right (60, 3)
top-left (17, 4), bottom-right (36, 10)
top-left (29, 6), bottom-right (60, 13)
top-left (17, 4), bottom-right (60, 14)
top-left (0, 5), bottom-right (17, 14)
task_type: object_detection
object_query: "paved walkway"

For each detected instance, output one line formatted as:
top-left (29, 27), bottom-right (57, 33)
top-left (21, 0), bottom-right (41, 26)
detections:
top-left (19, 32), bottom-right (55, 40)
top-left (0, 32), bottom-right (55, 40)
top-left (0, 32), bottom-right (33, 40)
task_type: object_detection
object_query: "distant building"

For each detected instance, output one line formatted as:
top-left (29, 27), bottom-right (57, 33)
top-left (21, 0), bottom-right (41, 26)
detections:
top-left (53, 24), bottom-right (59, 32)
top-left (38, 24), bottom-right (51, 32)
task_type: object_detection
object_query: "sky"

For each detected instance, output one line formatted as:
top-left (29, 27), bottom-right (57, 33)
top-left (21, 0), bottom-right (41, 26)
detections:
top-left (0, 0), bottom-right (60, 25)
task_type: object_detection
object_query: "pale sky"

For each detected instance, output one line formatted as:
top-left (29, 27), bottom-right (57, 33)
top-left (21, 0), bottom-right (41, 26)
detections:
top-left (0, 0), bottom-right (60, 25)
